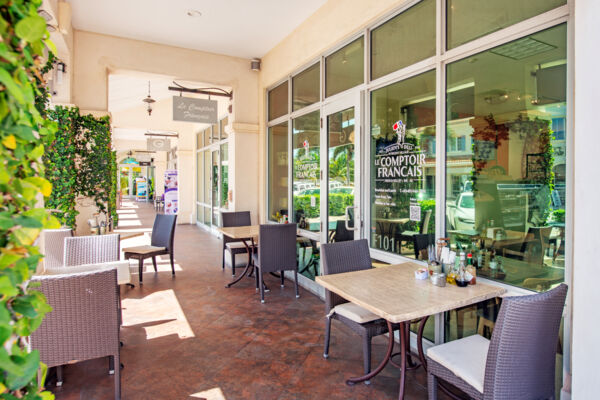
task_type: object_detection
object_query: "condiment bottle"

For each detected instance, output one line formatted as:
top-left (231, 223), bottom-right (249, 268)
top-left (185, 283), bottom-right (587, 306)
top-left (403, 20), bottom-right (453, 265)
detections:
top-left (458, 252), bottom-right (466, 282)
top-left (466, 253), bottom-right (476, 285)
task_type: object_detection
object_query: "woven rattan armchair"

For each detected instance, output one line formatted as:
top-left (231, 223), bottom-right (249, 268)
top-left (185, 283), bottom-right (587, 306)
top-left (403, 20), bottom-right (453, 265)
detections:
top-left (30, 268), bottom-right (121, 399)
top-left (427, 283), bottom-right (568, 400)
top-left (221, 211), bottom-right (252, 276)
top-left (40, 228), bottom-right (73, 272)
top-left (63, 233), bottom-right (120, 266)
top-left (251, 224), bottom-right (299, 303)
top-left (320, 239), bottom-right (398, 382)
top-left (123, 214), bottom-right (177, 284)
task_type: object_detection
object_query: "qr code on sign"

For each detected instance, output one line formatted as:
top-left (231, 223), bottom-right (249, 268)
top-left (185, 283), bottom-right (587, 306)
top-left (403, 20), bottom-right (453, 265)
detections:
top-left (410, 205), bottom-right (421, 222)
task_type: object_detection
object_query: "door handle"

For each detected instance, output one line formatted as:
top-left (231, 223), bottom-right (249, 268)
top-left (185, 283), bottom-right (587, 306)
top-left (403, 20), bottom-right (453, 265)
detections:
top-left (345, 205), bottom-right (359, 231)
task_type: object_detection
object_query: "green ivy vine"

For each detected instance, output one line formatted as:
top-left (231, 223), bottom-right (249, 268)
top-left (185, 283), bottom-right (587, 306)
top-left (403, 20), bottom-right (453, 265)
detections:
top-left (0, 1), bottom-right (60, 398)
top-left (44, 106), bottom-right (78, 228)
top-left (44, 108), bottom-right (118, 229)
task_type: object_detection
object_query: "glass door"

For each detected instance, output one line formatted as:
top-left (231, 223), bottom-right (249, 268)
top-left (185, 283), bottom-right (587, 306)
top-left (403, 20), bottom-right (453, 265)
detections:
top-left (321, 93), bottom-right (361, 244)
top-left (211, 149), bottom-right (220, 226)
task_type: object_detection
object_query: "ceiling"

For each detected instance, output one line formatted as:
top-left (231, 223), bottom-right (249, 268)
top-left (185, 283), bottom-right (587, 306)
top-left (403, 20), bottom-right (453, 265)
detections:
top-left (108, 73), bottom-right (229, 113)
top-left (66, 0), bottom-right (328, 59)
top-left (109, 73), bottom-right (230, 141)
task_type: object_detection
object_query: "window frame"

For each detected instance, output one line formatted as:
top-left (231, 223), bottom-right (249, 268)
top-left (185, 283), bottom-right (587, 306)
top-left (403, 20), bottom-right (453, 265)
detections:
top-left (264, 0), bottom-right (572, 360)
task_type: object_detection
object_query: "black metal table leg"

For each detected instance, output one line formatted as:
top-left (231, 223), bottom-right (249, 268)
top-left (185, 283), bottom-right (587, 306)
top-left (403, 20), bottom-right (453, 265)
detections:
top-left (346, 320), bottom-right (395, 385)
top-left (225, 238), bottom-right (254, 288)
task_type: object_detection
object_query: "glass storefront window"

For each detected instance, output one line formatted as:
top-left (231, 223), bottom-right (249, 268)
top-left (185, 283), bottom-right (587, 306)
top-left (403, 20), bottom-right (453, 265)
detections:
top-left (371, 0), bottom-right (435, 80)
top-left (196, 152), bottom-right (203, 203)
top-left (447, 0), bottom-right (566, 49)
top-left (204, 149), bottom-right (211, 209)
top-left (212, 150), bottom-right (219, 225)
top-left (204, 206), bottom-right (211, 226)
top-left (325, 37), bottom-right (364, 98)
top-left (220, 143), bottom-right (229, 208)
top-left (445, 24), bottom-right (567, 291)
top-left (292, 110), bottom-right (320, 232)
top-left (370, 70), bottom-right (436, 259)
top-left (220, 116), bottom-right (229, 139)
top-left (327, 107), bottom-right (355, 242)
top-left (268, 122), bottom-right (289, 221)
top-left (197, 204), bottom-right (204, 224)
top-left (268, 81), bottom-right (288, 121)
top-left (297, 237), bottom-right (321, 281)
top-left (293, 63), bottom-right (320, 111)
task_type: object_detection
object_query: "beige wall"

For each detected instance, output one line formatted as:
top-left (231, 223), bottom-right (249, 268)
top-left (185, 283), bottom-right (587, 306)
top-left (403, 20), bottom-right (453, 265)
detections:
top-left (257, 0), bottom-right (411, 222)
top-left (73, 30), bottom-right (258, 125)
top-left (71, 30), bottom-right (261, 221)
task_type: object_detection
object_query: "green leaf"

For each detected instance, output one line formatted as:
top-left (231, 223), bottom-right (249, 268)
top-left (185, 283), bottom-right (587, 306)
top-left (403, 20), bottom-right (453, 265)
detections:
top-left (0, 214), bottom-right (14, 229)
top-left (12, 296), bottom-right (38, 318)
top-left (0, 69), bottom-right (24, 104)
top-left (0, 253), bottom-right (22, 268)
top-left (14, 215), bottom-right (43, 229)
top-left (0, 276), bottom-right (17, 297)
top-left (12, 227), bottom-right (40, 246)
top-left (23, 177), bottom-right (51, 197)
top-left (5, 350), bottom-right (40, 390)
top-left (30, 144), bottom-right (44, 158)
top-left (11, 125), bottom-right (36, 141)
top-left (0, 348), bottom-right (24, 378)
top-left (14, 16), bottom-right (47, 43)
top-left (44, 39), bottom-right (57, 55)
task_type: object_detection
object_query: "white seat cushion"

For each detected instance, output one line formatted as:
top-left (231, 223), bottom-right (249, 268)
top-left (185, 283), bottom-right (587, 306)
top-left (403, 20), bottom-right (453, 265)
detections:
top-left (225, 248), bottom-right (249, 268)
top-left (333, 302), bottom-right (380, 324)
top-left (426, 334), bottom-right (489, 393)
top-left (226, 242), bottom-right (248, 250)
top-left (122, 245), bottom-right (166, 254)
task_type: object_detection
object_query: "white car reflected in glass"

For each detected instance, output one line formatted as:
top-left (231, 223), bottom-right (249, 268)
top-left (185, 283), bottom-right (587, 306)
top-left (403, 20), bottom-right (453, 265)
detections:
top-left (447, 192), bottom-right (475, 230)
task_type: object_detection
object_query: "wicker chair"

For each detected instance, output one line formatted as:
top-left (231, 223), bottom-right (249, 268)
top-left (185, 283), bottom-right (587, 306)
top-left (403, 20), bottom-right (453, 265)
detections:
top-left (63, 233), bottom-right (120, 266)
top-left (123, 214), bottom-right (177, 284)
top-left (30, 268), bottom-right (121, 399)
top-left (221, 211), bottom-right (252, 276)
top-left (251, 224), bottom-right (299, 303)
top-left (40, 228), bottom-right (73, 272)
top-left (427, 283), bottom-right (568, 400)
top-left (321, 239), bottom-right (398, 381)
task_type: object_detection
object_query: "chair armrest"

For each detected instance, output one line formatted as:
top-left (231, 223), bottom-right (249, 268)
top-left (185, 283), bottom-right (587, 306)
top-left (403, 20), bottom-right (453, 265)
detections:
top-left (41, 260), bottom-right (131, 285)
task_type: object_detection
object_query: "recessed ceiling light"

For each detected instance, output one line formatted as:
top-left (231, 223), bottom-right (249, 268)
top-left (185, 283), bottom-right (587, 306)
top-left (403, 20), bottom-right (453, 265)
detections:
top-left (490, 37), bottom-right (556, 60)
top-left (186, 9), bottom-right (202, 17)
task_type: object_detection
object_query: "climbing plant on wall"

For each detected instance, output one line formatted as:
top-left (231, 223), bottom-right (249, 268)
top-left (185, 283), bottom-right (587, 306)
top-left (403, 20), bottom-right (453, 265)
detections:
top-left (0, 1), bottom-right (59, 398)
top-left (44, 106), bottom-right (78, 228)
top-left (44, 108), bottom-right (118, 229)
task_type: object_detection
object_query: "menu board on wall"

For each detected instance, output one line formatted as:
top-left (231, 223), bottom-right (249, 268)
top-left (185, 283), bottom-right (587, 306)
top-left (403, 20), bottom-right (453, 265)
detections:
top-left (164, 170), bottom-right (178, 215)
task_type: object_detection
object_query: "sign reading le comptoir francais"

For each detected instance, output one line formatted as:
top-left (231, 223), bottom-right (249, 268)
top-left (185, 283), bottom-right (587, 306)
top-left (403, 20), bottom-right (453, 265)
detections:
top-left (172, 96), bottom-right (218, 124)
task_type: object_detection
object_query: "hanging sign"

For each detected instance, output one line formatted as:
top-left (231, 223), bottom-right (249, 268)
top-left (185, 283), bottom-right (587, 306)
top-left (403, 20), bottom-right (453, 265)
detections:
top-left (173, 96), bottom-right (218, 123)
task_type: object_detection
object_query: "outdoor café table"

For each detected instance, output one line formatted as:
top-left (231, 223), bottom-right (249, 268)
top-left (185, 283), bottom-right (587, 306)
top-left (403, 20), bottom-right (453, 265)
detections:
top-left (316, 262), bottom-right (506, 399)
top-left (218, 225), bottom-right (259, 288)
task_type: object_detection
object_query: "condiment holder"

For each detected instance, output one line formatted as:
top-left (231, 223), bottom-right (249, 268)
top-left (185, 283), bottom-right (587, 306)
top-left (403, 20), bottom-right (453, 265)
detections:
top-left (431, 273), bottom-right (446, 287)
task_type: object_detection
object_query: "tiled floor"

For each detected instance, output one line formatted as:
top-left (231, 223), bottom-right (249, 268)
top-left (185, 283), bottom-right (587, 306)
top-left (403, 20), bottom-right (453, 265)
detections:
top-left (50, 201), bottom-right (452, 400)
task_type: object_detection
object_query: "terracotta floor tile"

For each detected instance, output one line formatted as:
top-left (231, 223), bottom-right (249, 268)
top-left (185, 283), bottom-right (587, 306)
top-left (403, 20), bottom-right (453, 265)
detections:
top-left (48, 202), bottom-right (451, 399)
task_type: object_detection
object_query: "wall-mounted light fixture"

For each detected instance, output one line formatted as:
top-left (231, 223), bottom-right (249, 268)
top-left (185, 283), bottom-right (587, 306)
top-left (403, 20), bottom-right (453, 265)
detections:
top-left (251, 58), bottom-right (261, 71)
top-left (56, 61), bottom-right (66, 85)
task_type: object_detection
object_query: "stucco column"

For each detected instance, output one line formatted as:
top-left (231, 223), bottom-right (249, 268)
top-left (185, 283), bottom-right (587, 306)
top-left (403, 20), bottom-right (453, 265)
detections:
top-left (153, 151), bottom-right (167, 199)
top-left (228, 122), bottom-right (259, 223)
